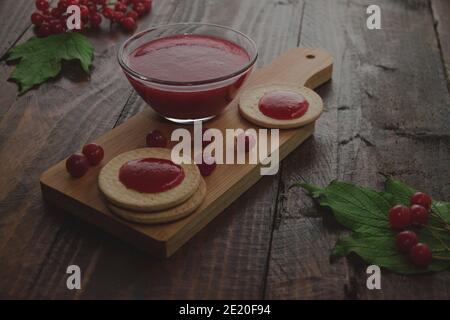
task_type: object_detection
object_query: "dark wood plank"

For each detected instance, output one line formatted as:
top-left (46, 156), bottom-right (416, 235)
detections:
top-left (0, 0), bottom-right (35, 58)
top-left (431, 0), bottom-right (450, 91)
top-left (347, 0), bottom-right (450, 299)
top-left (0, 0), bottom-right (180, 299)
top-left (264, 0), bottom-right (351, 299)
top-left (266, 0), bottom-right (450, 299)
top-left (0, 0), bottom-right (37, 119)
top-left (0, 0), bottom-right (306, 299)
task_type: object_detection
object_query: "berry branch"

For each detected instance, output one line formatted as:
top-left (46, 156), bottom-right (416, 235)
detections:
top-left (32, 0), bottom-right (152, 36)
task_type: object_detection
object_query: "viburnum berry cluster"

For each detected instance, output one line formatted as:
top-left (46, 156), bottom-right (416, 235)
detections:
top-left (66, 143), bottom-right (104, 178)
top-left (31, 0), bottom-right (152, 37)
top-left (389, 192), bottom-right (434, 268)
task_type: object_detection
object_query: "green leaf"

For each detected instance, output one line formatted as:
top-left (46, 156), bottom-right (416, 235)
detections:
top-left (6, 33), bottom-right (94, 94)
top-left (385, 177), bottom-right (450, 224)
top-left (300, 181), bottom-right (394, 233)
top-left (296, 178), bottom-right (450, 274)
top-left (331, 233), bottom-right (450, 274)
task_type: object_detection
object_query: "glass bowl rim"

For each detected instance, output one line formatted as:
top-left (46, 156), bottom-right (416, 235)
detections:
top-left (117, 22), bottom-right (258, 86)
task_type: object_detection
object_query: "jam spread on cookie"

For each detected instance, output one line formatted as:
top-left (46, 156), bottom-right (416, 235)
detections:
top-left (258, 90), bottom-right (309, 120)
top-left (119, 158), bottom-right (185, 193)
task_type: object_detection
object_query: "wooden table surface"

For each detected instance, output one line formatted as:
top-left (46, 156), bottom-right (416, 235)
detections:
top-left (1, 0), bottom-right (449, 300)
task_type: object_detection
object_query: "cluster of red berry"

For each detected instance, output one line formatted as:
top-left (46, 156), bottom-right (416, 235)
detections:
top-left (66, 143), bottom-right (104, 178)
top-left (389, 192), bottom-right (434, 268)
top-left (31, 0), bottom-right (152, 37)
top-left (66, 129), bottom-right (255, 178)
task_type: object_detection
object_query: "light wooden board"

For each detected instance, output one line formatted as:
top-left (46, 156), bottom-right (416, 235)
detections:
top-left (40, 47), bottom-right (333, 257)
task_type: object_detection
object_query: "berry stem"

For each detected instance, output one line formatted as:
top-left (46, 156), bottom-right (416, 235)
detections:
top-left (425, 224), bottom-right (449, 233)
top-left (431, 211), bottom-right (450, 232)
top-left (433, 248), bottom-right (450, 253)
top-left (430, 206), bottom-right (450, 231)
top-left (433, 255), bottom-right (450, 261)
top-left (424, 225), bottom-right (450, 251)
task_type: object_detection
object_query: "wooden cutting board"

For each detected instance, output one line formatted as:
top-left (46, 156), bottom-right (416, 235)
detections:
top-left (40, 47), bottom-right (333, 257)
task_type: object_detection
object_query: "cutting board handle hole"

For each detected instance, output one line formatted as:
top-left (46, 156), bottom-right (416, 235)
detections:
top-left (306, 54), bottom-right (315, 59)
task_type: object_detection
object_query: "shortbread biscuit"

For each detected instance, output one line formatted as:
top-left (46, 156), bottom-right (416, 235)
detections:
top-left (107, 179), bottom-right (206, 225)
top-left (239, 83), bottom-right (323, 129)
top-left (99, 148), bottom-right (200, 212)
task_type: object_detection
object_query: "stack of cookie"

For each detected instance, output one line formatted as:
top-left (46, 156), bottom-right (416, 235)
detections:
top-left (98, 148), bottom-right (205, 225)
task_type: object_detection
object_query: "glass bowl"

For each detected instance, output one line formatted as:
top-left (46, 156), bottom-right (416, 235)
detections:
top-left (118, 23), bottom-right (258, 123)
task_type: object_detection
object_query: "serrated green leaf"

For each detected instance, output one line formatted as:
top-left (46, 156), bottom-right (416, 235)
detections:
top-left (295, 178), bottom-right (450, 274)
top-left (332, 232), bottom-right (450, 274)
top-left (6, 32), bottom-right (94, 94)
top-left (300, 181), bottom-right (395, 232)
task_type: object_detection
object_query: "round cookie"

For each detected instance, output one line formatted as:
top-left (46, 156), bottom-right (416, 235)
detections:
top-left (239, 83), bottom-right (323, 129)
top-left (107, 179), bottom-right (206, 225)
top-left (99, 148), bottom-right (200, 212)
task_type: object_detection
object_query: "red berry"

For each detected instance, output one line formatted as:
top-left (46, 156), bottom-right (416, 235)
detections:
top-left (57, 0), bottom-right (68, 11)
top-left (89, 12), bottom-right (102, 27)
top-left (102, 7), bottom-right (114, 19)
top-left (42, 14), bottom-right (52, 23)
top-left (36, 0), bottom-right (49, 11)
top-left (133, 2), bottom-right (146, 15)
top-left (409, 243), bottom-right (432, 268)
top-left (67, 0), bottom-right (79, 5)
top-left (115, 2), bottom-right (127, 12)
top-left (410, 192), bottom-right (432, 211)
top-left (31, 12), bottom-right (45, 26)
top-left (79, 5), bottom-right (89, 18)
top-left (410, 204), bottom-right (429, 225)
top-left (126, 10), bottom-right (139, 20)
top-left (196, 154), bottom-right (216, 177)
top-left (121, 17), bottom-right (137, 31)
top-left (50, 20), bottom-right (65, 34)
top-left (395, 230), bottom-right (418, 253)
top-left (113, 10), bottom-right (125, 22)
top-left (87, 3), bottom-right (98, 14)
top-left (66, 153), bottom-right (90, 178)
top-left (142, 0), bottom-right (152, 13)
top-left (50, 8), bottom-right (62, 18)
top-left (146, 130), bottom-right (167, 148)
top-left (36, 24), bottom-right (51, 37)
top-left (95, 0), bottom-right (106, 5)
top-left (82, 143), bottom-right (104, 166)
top-left (388, 205), bottom-right (411, 229)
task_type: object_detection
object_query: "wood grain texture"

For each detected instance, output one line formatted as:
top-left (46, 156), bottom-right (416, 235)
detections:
top-left (0, 0), bottom-right (182, 299)
top-left (1, 0), bottom-right (449, 300)
top-left (431, 0), bottom-right (450, 91)
top-left (0, 0), bottom-right (37, 119)
top-left (265, 0), bottom-right (352, 300)
top-left (266, 0), bottom-right (450, 299)
top-left (0, 0), bottom-right (35, 58)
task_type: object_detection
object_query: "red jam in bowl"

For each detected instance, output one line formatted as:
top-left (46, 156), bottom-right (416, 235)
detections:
top-left (125, 34), bottom-right (253, 121)
top-left (119, 158), bottom-right (185, 193)
top-left (258, 90), bottom-right (309, 120)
